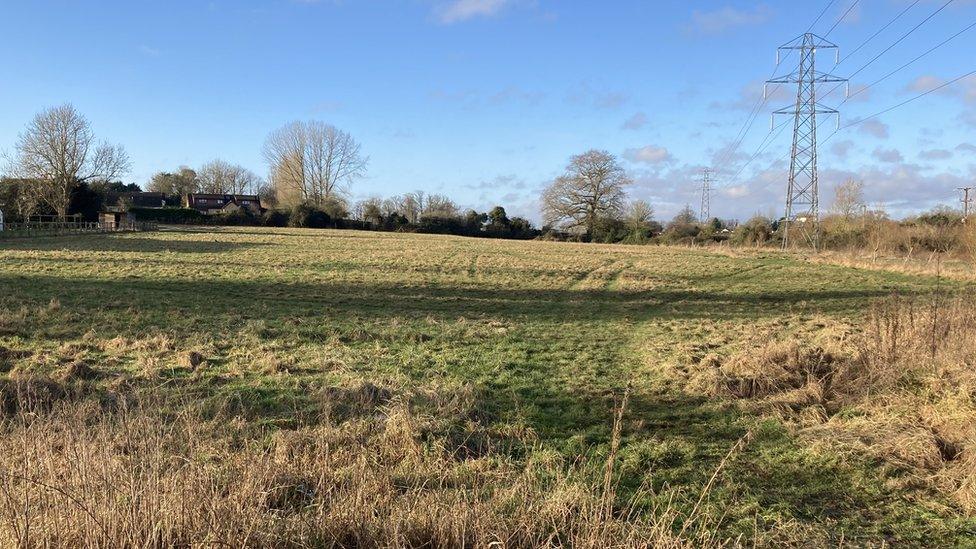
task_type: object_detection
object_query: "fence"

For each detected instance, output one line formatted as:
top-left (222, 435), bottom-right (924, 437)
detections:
top-left (0, 221), bottom-right (158, 240)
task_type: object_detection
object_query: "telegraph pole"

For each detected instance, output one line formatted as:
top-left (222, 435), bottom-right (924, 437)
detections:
top-left (958, 187), bottom-right (973, 221)
top-left (699, 168), bottom-right (713, 223)
top-left (766, 33), bottom-right (847, 251)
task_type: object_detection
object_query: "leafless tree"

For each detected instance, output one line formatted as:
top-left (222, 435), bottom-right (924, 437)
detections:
top-left (198, 159), bottom-right (262, 195)
top-left (625, 199), bottom-right (654, 230)
top-left (831, 178), bottom-right (865, 220)
top-left (421, 193), bottom-right (459, 219)
top-left (10, 104), bottom-right (129, 219)
top-left (263, 121), bottom-right (368, 208)
top-left (383, 194), bottom-right (421, 222)
top-left (541, 150), bottom-right (631, 237)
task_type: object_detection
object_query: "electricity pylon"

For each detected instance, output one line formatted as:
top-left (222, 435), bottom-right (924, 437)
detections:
top-left (766, 33), bottom-right (847, 250)
top-left (699, 168), bottom-right (713, 224)
top-left (959, 187), bottom-right (973, 221)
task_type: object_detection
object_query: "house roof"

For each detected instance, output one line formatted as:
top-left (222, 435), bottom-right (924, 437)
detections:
top-left (187, 193), bottom-right (260, 201)
top-left (106, 191), bottom-right (166, 208)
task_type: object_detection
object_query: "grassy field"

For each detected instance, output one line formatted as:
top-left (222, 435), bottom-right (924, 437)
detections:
top-left (1, 227), bottom-right (974, 546)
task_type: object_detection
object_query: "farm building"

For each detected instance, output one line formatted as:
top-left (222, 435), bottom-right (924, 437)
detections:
top-left (99, 211), bottom-right (135, 229)
top-left (100, 192), bottom-right (167, 227)
top-left (184, 194), bottom-right (263, 215)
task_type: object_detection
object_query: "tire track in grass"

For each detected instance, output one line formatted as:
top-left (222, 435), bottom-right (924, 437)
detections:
top-left (572, 258), bottom-right (632, 292)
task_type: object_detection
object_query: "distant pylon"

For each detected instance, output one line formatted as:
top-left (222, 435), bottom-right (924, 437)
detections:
top-left (766, 33), bottom-right (847, 250)
top-left (699, 168), bottom-right (713, 223)
top-left (959, 187), bottom-right (974, 221)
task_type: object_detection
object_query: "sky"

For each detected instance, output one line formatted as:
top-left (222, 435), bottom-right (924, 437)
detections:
top-left (1, 0), bottom-right (975, 223)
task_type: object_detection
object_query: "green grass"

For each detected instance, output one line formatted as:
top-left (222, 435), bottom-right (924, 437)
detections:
top-left (1, 227), bottom-right (972, 545)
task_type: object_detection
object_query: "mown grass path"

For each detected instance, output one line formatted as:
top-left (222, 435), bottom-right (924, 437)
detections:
top-left (1, 227), bottom-right (971, 544)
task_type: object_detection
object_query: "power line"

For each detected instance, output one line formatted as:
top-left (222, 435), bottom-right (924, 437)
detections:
top-left (844, 19), bottom-right (976, 102)
top-left (719, 119), bottom-right (792, 190)
top-left (841, 0), bottom-right (921, 62)
top-left (713, 53), bottom-right (792, 175)
top-left (823, 68), bottom-right (976, 147)
top-left (825, 0), bottom-right (860, 37)
top-left (820, 0), bottom-right (954, 106)
top-left (808, 0), bottom-right (839, 33)
top-left (839, 0), bottom-right (955, 85)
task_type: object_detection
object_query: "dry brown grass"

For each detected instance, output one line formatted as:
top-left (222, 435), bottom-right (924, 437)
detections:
top-left (0, 379), bottom-right (738, 548)
top-left (687, 291), bottom-right (976, 513)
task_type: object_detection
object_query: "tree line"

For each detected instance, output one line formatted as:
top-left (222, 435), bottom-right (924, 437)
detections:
top-left (6, 103), bottom-right (958, 251)
top-left (0, 104), bottom-right (729, 244)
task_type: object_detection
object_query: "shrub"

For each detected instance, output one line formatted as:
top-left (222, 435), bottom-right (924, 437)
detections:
top-left (730, 216), bottom-right (775, 246)
top-left (128, 207), bottom-right (206, 224)
top-left (213, 208), bottom-right (260, 226)
top-left (262, 210), bottom-right (289, 227)
top-left (288, 204), bottom-right (332, 228)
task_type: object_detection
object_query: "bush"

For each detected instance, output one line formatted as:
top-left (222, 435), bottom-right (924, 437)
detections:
top-left (416, 215), bottom-right (469, 235)
top-left (128, 207), bottom-right (205, 224)
top-left (730, 216), bottom-right (775, 246)
top-left (320, 196), bottom-right (349, 220)
top-left (289, 204), bottom-right (332, 229)
top-left (213, 208), bottom-right (260, 226)
top-left (262, 210), bottom-right (289, 228)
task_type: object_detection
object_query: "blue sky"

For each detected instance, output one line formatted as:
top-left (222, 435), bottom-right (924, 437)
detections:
top-left (1, 0), bottom-right (974, 222)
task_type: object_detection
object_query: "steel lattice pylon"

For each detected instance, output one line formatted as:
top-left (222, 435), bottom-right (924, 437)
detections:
top-left (766, 33), bottom-right (847, 250)
top-left (699, 168), bottom-right (712, 224)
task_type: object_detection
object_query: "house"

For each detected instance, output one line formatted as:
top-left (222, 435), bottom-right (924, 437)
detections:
top-left (184, 194), bottom-right (263, 215)
top-left (105, 191), bottom-right (167, 211)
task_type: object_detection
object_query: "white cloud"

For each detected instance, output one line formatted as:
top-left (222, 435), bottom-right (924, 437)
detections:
top-left (436, 0), bottom-right (509, 24)
top-left (724, 185), bottom-right (750, 198)
top-left (957, 143), bottom-right (976, 155)
top-left (688, 5), bottom-right (772, 34)
top-left (621, 112), bottom-right (649, 131)
top-left (624, 145), bottom-right (673, 165)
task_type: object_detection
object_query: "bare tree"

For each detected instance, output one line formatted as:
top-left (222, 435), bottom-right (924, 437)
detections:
top-left (353, 196), bottom-right (383, 221)
top-left (263, 121), bottom-right (368, 208)
top-left (383, 193), bottom-right (421, 223)
top-left (625, 199), bottom-right (654, 230)
top-left (198, 160), bottom-right (262, 195)
top-left (420, 193), bottom-right (458, 219)
top-left (832, 178), bottom-right (865, 220)
top-left (10, 104), bottom-right (129, 219)
top-left (541, 150), bottom-right (631, 237)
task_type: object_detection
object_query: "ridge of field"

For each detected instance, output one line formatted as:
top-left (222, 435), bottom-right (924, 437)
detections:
top-left (0, 227), bottom-right (972, 544)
